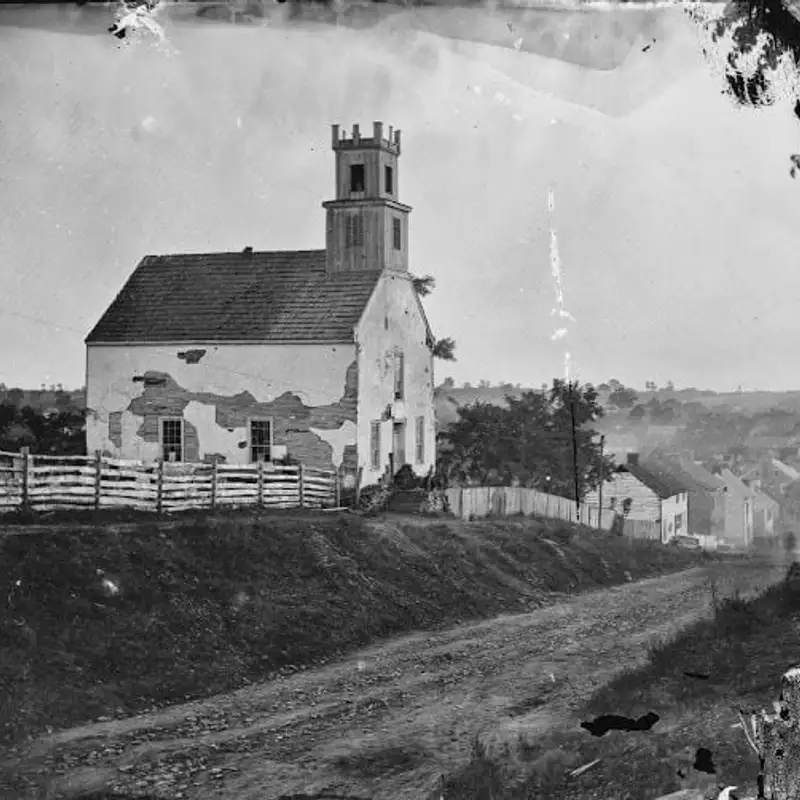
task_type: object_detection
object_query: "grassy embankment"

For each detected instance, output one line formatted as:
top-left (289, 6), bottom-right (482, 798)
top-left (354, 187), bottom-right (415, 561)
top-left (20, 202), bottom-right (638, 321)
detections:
top-left (447, 554), bottom-right (800, 800)
top-left (1, 509), bottom-right (710, 751)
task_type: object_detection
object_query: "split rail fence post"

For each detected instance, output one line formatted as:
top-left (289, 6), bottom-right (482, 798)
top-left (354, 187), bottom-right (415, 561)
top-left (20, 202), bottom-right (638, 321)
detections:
top-left (257, 460), bottom-right (264, 508)
top-left (298, 463), bottom-right (305, 509)
top-left (210, 460), bottom-right (218, 511)
top-left (94, 450), bottom-right (103, 511)
top-left (156, 458), bottom-right (164, 515)
top-left (335, 466), bottom-right (341, 508)
top-left (20, 446), bottom-right (30, 515)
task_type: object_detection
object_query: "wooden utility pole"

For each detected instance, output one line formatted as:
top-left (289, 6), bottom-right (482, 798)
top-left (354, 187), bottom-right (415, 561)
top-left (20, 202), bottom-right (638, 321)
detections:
top-left (569, 384), bottom-right (581, 523)
top-left (598, 434), bottom-right (605, 529)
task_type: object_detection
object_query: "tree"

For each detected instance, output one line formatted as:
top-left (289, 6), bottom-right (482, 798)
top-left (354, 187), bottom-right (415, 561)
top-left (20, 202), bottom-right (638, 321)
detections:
top-left (441, 377), bottom-right (455, 389)
top-left (608, 386), bottom-right (639, 409)
top-left (433, 338), bottom-right (456, 361)
top-left (688, 0), bottom-right (800, 169)
top-left (629, 404), bottom-right (647, 422)
top-left (7, 388), bottom-right (24, 408)
top-left (649, 399), bottom-right (677, 425)
top-left (0, 404), bottom-right (86, 455)
top-left (663, 380), bottom-right (675, 392)
top-left (412, 274), bottom-right (457, 362)
top-left (478, 379), bottom-right (491, 388)
top-left (597, 383), bottom-right (610, 392)
top-left (438, 378), bottom-right (615, 499)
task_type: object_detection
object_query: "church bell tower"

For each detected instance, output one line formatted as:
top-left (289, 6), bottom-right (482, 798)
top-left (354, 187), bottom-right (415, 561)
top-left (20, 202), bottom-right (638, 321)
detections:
top-left (322, 121), bottom-right (412, 275)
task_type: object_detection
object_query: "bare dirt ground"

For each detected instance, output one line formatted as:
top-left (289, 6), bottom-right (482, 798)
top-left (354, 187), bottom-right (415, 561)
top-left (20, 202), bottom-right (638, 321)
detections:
top-left (4, 555), bottom-right (791, 800)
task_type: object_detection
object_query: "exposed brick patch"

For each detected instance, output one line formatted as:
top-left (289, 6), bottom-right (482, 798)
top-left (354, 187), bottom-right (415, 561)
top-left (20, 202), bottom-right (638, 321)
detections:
top-left (177, 349), bottom-right (207, 364)
top-left (132, 373), bottom-right (168, 387)
top-left (108, 412), bottom-right (123, 449)
top-left (342, 444), bottom-right (358, 474)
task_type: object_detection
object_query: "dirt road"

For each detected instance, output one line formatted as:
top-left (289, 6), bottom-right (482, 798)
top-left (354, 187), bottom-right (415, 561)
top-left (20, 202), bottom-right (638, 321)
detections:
top-left (4, 555), bottom-right (791, 800)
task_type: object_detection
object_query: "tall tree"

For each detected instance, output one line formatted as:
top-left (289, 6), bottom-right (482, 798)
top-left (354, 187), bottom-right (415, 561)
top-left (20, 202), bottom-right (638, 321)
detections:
top-left (608, 386), bottom-right (639, 409)
top-left (438, 379), bottom-right (614, 498)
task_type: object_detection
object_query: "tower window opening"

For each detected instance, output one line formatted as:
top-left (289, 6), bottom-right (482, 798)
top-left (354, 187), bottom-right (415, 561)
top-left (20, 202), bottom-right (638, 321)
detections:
top-left (350, 164), bottom-right (365, 193)
top-left (385, 165), bottom-right (393, 194)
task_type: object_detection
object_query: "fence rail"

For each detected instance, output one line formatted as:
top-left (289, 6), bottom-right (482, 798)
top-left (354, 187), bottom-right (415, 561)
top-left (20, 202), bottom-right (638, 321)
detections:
top-left (0, 449), bottom-right (337, 515)
top-left (445, 486), bottom-right (615, 530)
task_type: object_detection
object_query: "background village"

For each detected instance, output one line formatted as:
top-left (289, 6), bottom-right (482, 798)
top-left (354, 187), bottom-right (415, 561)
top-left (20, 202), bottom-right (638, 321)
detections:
top-left (2, 371), bottom-right (799, 556)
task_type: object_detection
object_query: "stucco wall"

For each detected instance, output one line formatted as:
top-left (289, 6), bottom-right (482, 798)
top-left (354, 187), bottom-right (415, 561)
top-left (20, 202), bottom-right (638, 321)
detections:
top-left (356, 270), bottom-right (435, 485)
top-left (660, 493), bottom-right (689, 542)
top-left (85, 342), bottom-right (358, 470)
top-left (753, 492), bottom-right (778, 537)
top-left (720, 471), bottom-right (755, 546)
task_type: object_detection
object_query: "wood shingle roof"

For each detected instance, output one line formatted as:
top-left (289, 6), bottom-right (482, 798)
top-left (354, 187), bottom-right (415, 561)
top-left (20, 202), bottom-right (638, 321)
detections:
top-left (621, 461), bottom-right (690, 500)
top-left (85, 250), bottom-right (383, 344)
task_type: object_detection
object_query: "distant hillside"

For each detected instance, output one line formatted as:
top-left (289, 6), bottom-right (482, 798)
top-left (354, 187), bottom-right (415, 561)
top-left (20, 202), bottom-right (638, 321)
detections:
top-left (435, 385), bottom-right (535, 428)
top-left (625, 389), bottom-right (800, 413)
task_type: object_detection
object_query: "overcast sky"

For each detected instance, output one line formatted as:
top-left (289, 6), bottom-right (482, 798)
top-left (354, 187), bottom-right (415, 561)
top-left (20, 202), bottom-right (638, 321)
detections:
top-left (1, 2), bottom-right (799, 393)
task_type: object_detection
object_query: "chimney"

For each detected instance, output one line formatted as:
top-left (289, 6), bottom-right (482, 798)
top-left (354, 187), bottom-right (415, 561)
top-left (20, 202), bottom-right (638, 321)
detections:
top-left (373, 120), bottom-right (384, 141)
top-left (352, 124), bottom-right (360, 144)
top-left (331, 123), bottom-right (340, 147)
top-left (627, 453), bottom-right (639, 466)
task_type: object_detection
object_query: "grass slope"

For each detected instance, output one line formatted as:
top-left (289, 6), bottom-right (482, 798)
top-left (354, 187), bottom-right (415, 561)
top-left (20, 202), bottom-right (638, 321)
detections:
top-left (447, 559), bottom-right (800, 799)
top-left (1, 510), bottom-right (709, 751)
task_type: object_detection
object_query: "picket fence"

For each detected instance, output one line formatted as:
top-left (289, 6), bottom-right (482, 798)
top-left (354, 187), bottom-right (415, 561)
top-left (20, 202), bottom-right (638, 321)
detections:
top-left (0, 449), bottom-right (338, 515)
top-left (445, 486), bottom-right (615, 530)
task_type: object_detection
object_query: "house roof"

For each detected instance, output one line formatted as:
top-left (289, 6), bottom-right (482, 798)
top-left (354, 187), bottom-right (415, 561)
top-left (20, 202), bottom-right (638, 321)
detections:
top-left (761, 486), bottom-right (788, 508)
top-left (85, 250), bottom-right (385, 344)
top-left (753, 488), bottom-right (781, 508)
top-left (619, 460), bottom-right (690, 500)
top-left (719, 468), bottom-right (757, 498)
top-left (771, 458), bottom-right (800, 481)
top-left (675, 457), bottom-right (726, 491)
top-left (645, 453), bottom-right (723, 495)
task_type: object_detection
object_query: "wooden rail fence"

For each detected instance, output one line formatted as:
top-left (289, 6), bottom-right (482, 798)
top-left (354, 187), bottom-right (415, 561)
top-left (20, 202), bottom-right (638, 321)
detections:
top-left (0, 449), bottom-right (337, 515)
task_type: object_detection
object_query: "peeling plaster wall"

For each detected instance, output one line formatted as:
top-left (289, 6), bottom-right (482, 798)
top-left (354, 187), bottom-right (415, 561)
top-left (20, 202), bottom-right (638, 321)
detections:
top-left (86, 343), bottom-right (357, 469)
top-left (356, 271), bottom-right (435, 485)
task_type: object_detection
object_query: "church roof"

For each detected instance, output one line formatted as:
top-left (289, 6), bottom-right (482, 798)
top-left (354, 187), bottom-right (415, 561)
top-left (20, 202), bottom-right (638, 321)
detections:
top-left (85, 250), bottom-right (384, 344)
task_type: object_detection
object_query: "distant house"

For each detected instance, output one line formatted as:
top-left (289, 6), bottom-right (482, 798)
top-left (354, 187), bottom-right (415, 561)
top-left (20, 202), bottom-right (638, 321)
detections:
top-left (761, 486), bottom-right (800, 534)
top-left (647, 452), bottom-right (725, 540)
top-left (768, 458), bottom-right (800, 484)
top-left (717, 468), bottom-right (755, 548)
top-left (745, 481), bottom-right (780, 539)
top-left (84, 121), bottom-right (437, 486)
top-left (584, 453), bottom-right (689, 543)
